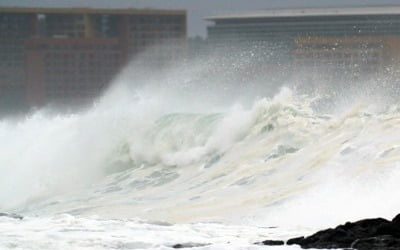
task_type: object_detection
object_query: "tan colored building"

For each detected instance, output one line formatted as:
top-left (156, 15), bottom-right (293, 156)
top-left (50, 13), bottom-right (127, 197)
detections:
top-left (293, 36), bottom-right (400, 76)
top-left (25, 38), bottom-right (121, 106)
top-left (206, 6), bottom-right (400, 78)
top-left (0, 7), bottom-right (186, 110)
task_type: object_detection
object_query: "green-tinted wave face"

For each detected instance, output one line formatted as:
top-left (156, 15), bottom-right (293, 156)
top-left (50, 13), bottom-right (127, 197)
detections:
top-left (104, 113), bottom-right (222, 174)
top-left (148, 113), bottom-right (222, 152)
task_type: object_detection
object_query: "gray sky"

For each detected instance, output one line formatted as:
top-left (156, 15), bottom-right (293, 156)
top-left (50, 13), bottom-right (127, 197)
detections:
top-left (1, 0), bottom-right (400, 37)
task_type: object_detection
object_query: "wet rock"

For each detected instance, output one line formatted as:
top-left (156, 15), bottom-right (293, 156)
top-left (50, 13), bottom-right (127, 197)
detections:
top-left (255, 239), bottom-right (284, 246)
top-left (286, 214), bottom-right (400, 249)
top-left (287, 236), bottom-right (305, 245)
top-left (0, 213), bottom-right (23, 220)
top-left (171, 243), bottom-right (210, 248)
top-left (351, 235), bottom-right (400, 250)
top-left (375, 214), bottom-right (400, 237)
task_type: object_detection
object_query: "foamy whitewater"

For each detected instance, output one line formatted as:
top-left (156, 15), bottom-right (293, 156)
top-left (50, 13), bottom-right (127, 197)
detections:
top-left (1, 55), bottom-right (400, 250)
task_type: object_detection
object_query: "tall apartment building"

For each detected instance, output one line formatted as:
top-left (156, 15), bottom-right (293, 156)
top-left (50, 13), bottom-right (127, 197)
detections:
top-left (0, 12), bottom-right (34, 111)
top-left (206, 6), bottom-right (400, 78)
top-left (0, 8), bottom-right (186, 110)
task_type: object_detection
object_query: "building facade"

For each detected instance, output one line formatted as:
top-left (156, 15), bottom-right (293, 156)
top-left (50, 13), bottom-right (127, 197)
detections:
top-left (0, 7), bottom-right (186, 110)
top-left (0, 12), bottom-right (35, 112)
top-left (206, 7), bottom-right (400, 79)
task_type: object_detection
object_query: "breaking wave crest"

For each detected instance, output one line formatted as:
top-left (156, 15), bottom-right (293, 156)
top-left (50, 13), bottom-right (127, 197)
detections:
top-left (0, 81), bottom-right (400, 232)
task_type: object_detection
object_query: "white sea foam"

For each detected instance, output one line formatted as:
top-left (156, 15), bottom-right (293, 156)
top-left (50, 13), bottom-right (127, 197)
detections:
top-left (0, 214), bottom-right (308, 250)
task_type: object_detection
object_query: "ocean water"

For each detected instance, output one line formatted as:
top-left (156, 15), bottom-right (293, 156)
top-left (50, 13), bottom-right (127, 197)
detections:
top-left (1, 57), bottom-right (400, 249)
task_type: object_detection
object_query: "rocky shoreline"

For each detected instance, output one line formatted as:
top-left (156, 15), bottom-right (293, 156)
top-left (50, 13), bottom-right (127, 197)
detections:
top-left (3, 211), bottom-right (400, 249)
top-left (169, 214), bottom-right (400, 249)
top-left (260, 213), bottom-right (400, 249)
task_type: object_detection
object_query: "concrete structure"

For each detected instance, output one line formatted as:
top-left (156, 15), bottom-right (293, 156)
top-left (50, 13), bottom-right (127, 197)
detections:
top-left (206, 6), bottom-right (400, 78)
top-left (0, 7), bottom-right (186, 110)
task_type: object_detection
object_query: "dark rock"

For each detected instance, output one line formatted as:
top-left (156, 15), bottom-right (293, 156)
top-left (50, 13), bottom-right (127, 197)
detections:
top-left (287, 236), bottom-right (305, 245)
top-left (391, 214), bottom-right (400, 224)
top-left (376, 215), bottom-right (400, 237)
top-left (171, 243), bottom-right (210, 248)
top-left (285, 214), bottom-right (400, 249)
top-left (287, 228), bottom-right (353, 249)
top-left (351, 235), bottom-right (400, 250)
top-left (255, 239), bottom-right (284, 246)
top-left (0, 213), bottom-right (23, 220)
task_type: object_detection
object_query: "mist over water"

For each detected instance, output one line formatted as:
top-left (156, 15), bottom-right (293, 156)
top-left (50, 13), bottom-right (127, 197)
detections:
top-left (2, 45), bottom-right (400, 249)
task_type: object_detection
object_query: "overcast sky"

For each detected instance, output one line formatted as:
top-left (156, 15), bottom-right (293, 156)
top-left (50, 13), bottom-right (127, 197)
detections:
top-left (1, 0), bottom-right (400, 37)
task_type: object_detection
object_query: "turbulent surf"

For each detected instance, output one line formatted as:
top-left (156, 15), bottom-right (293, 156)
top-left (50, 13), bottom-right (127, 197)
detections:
top-left (1, 58), bottom-right (400, 249)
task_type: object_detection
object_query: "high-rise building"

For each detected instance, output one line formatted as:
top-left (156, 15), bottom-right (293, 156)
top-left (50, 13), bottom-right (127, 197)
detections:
top-left (0, 12), bottom-right (35, 111)
top-left (206, 6), bottom-right (400, 78)
top-left (0, 7), bottom-right (186, 110)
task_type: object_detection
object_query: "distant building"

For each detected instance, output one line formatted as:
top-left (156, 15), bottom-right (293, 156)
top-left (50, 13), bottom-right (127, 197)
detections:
top-left (0, 7), bottom-right (186, 110)
top-left (206, 6), bottom-right (400, 79)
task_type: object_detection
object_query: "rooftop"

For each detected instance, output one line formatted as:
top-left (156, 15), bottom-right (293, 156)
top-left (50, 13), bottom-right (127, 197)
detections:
top-left (206, 6), bottom-right (400, 20)
top-left (0, 7), bottom-right (185, 15)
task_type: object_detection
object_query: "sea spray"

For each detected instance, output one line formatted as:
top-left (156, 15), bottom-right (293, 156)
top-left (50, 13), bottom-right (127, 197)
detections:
top-left (1, 48), bottom-right (400, 250)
